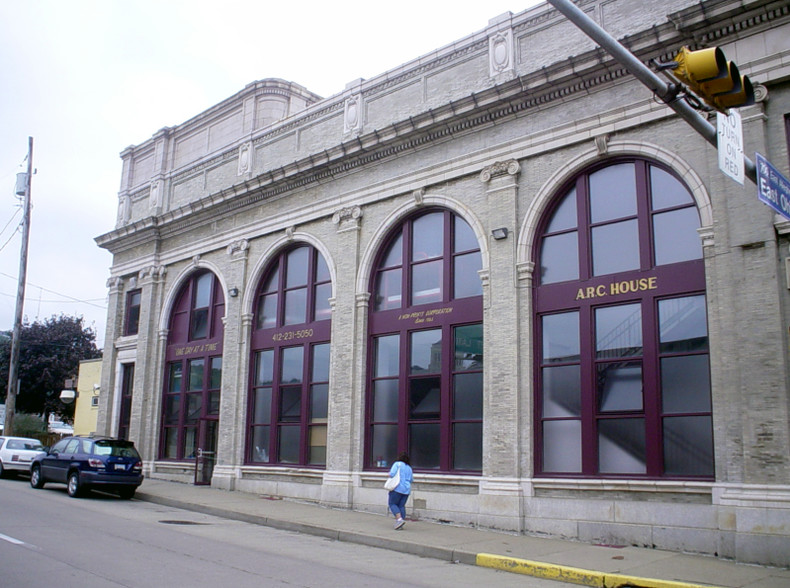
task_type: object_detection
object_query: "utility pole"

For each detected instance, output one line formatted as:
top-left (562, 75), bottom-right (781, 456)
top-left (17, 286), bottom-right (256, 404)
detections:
top-left (546, 0), bottom-right (757, 184)
top-left (5, 137), bottom-right (33, 436)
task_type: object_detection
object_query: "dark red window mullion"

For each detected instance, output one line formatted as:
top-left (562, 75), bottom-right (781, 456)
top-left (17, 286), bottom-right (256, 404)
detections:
top-left (442, 211), bottom-right (453, 303)
top-left (299, 344), bottom-right (314, 465)
top-left (398, 332), bottom-right (410, 456)
top-left (439, 322), bottom-right (452, 471)
top-left (634, 161), bottom-right (653, 271)
top-left (578, 304), bottom-right (597, 476)
top-left (642, 296), bottom-right (663, 476)
top-left (577, 176), bottom-right (592, 282)
top-left (402, 223), bottom-right (413, 308)
top-left (270, 348), bottom-right (283, 463)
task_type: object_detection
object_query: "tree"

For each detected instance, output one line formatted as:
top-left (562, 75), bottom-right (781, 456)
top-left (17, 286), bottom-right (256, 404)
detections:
top-left (0, 315), bottom-right (101, 422)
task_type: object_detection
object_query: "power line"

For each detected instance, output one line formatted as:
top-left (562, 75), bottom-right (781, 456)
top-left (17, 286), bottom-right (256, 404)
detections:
top-left (0, 271), bottom-right (107, 309)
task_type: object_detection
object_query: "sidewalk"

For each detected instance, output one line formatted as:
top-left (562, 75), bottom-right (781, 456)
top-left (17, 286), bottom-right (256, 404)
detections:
top-left (135, 479), bottom-right (789, 588)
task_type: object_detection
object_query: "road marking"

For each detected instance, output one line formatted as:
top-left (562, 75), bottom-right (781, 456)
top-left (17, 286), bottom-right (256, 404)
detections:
top-left (0, 532), bottom-right (27, 546)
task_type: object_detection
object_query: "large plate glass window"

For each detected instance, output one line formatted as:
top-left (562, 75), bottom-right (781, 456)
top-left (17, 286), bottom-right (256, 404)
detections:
top-left (535, 159), bottom-right (712, 478)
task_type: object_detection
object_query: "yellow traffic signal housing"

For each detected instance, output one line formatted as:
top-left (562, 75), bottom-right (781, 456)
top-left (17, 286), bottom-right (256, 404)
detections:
top-left (671, 46), bottom-right (755, 112)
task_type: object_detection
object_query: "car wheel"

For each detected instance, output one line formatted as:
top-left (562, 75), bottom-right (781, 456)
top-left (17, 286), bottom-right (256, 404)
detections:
top-left (118, 487), bottom-right (136, 500)
top-left (30, 465), bottom-right (45, 489)
top-left (0, 460), bottom-right (5, 478)
top-left (67, 471), bottom-right (82, 498)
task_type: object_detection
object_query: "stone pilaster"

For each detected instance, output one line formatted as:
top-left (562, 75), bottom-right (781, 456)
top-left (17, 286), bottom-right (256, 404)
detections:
top-left (478, 159), bottom-right (523, 532)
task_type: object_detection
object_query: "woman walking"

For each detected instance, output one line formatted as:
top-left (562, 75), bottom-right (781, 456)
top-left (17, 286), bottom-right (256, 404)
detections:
top-left (387, 452), bottom-right (413, 529)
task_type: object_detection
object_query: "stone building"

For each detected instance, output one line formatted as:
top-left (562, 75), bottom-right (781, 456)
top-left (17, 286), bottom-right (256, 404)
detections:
top-left (95, 0), bottom-right (790, 566)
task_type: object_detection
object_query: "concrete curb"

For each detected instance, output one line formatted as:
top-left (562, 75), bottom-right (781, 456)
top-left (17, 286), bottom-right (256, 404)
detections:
top-left (137, 491), bottom-right (721, 587)
top-left (475, 553), bottom-right (719, 588)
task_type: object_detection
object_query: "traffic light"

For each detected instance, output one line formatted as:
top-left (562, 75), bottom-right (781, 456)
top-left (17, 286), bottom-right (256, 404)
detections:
top-left (671, 46), bottom-right (755, 112)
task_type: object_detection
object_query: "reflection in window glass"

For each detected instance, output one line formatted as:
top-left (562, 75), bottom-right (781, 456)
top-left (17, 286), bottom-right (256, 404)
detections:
top-left (543, 420), bottom-right (581, 472)
top-left (210, 357), bottom-right (222, 389)
top-left (169, 363), bottom-right (183, 393)
top-left (194, 273), bottom-right (212, 308)
top-left (286, 247), bottom-right (309, 288)
top-left (314, 283), bottom-right (332, 321)
top-left (279, 387), bottom-right (302, 421)
top-left (410, 423), bottom-right (440, 469)
top-left (412, 212), bottom-right (444, 260)
top-left (542, 365), bottom-right (580, 417)
top-left (663, 416), bottom-right (713, 476)
top-left (284, 288), bottom-right (307, 326)
top-left (381, 234), bottom-right (403, 268)
top-left (546, 187), bottom-right (577, 232)
top-left (654, 208), bottom-right (702, 266)
top-left (315, 254), bottom-right (330, 282)
top-left (375, 335), bottom-right (400, 377)
top-left (371, 424), bottom-right (398, 468)
top-left (598, 361), bottom-right (643, 412)
top-left (453, 422), bottom-right (482, 470)
top-left (651, 167), bottom-right (693, 210)
top-left (188, 359), bottom-right (204, 391)
top-left (543, 312), bottom-right (580, 363)
top-left (257, 293), bottom-right (278, 329)
top-left (592, 219), bottom-right (640, 276)
top-left (661, 355), bottom-right (711, 413)
top-left (453, 373), bottom-right (483, 419)
top-left (454, 324), bottom-right (483, 370)
top-left (589, 163), bottom-right (637, 223)
top-left (598, 418), bottom-right (646, 474)
top-left (251, 426), bottom-right (270, 462)
top-left (375, 269), bottom-right (402, 311)
top-left (281, 347), bottom-right (304, 384)
top-left (255, 350), bottom-right (274, 386)
top-left (278, 426), bottom-right (300, 462)
top-left (596, 304), bottom-right (642, 358)
top-left (411, 329), bottom-right (442, 374)
top-left (412, 260), bottom-right (442, 305)
top-left (374, 380), bottom-right (399, 421)
top-left (312, 344), bottom-right (330, 382)
top-left (659, 296), bottom-right (708, 352)
top-left (541, 232), bottom-right (579, 284)
top-left (454, 216), bottom-right (478, 252)
top-left (454, 252), bottom-right (482, 298)
top-left (409, 377), bottom-right (441, 419)
top-left (254, 388), bottom-right (272, 423)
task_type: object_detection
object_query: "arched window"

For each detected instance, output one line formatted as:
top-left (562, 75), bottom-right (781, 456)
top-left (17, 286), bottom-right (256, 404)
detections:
top-left (535, 159), bottom-right (712, 478)
top-left (161, 271), bottom-right (224, 460)
top-left (367, 209), bottom-right (483, 472)
top-left (247, 245), bottom-right (332, 467)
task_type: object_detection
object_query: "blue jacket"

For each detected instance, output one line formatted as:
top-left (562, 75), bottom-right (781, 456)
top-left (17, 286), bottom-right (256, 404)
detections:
top-left (388, 460), bottom-right (413, 495)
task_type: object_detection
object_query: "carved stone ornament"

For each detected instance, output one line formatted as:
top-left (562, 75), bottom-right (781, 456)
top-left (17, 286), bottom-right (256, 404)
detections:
top-left (285, 226), bottom-right (295, 241)
top-left (480, 159), bottom-right (520, 182)
top-left (753, 83), bottom-right (768, 103)
top-left (413, 188), bottom-right (425, 206)
top-left (149, 180), bottom-right (162, 210)
top-left (107, 276), bottom-right (123, 293)
top-left (331, 205), bottom-right (363, 225)
top-left (237, 142), bottom-right (252, 175)
top-left (139, 265), bottom-right (166, 282)
top-left (227, 238), bottom-right (250, 257)
top-left (489, 29), bottom-right (514, 76)
top-left (117, 193), bottom-right (132, 227)
top-left (595, 134), bottom-right (610, 155)
top-left (191, 255), bottom-right (201, 267)
top-left (344, 94), bottom-right (363, 135)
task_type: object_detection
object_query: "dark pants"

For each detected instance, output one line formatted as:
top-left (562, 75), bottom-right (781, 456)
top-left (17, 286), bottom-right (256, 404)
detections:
top-left (388, 490), bottom-right (408, 519)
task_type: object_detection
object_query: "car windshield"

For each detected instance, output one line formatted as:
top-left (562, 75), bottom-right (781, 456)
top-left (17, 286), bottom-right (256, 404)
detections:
top-left (93, 440), bottom-right (140, 459)
top-left (7, 439), bottom-right (44, 450)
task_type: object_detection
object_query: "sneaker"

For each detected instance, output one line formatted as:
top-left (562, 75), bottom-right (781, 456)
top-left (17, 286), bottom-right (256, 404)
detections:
top-left (394, 519), bottom-right (405, 530)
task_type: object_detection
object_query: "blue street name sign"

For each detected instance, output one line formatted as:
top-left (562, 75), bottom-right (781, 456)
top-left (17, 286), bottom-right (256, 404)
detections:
top-left (756, 152), bottom-right (790, 222)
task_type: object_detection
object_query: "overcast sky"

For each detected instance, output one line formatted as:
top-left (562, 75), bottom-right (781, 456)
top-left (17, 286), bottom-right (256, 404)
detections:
top-left (0, 1), bottom-right (539, 349)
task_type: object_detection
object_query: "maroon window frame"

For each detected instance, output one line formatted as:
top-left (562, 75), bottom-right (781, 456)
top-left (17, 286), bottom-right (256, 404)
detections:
top-left (124, 289), bottom-right (141, 336)
top-left (117, 363), bottom-right (135, 440)
top-left (247, 245), bottom-right (332, 467)
top-left (534, 158), bottom-right (713, 479)
top-left (366, 209), bottom-right (484, 472)
top-left (160, 271), bottom-right (224, 460)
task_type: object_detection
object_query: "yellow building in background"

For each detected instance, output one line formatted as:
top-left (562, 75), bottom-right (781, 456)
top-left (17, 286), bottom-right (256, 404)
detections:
top-left (73, 358), bottom-right (102, 436)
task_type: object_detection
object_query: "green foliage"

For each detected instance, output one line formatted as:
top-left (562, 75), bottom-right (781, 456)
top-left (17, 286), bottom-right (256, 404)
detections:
top-left (0, 315), bottom-right (101, 418)
top-left (10, 412), bottom-right (46, 437)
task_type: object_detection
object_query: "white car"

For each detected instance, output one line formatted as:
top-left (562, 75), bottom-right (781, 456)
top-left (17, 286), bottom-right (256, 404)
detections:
top-left (0, 436), bottom-right (46, 477)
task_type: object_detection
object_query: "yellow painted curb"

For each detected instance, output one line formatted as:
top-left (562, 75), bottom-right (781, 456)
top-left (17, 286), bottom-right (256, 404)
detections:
top-left (475, 553), bottom-right (718, 588)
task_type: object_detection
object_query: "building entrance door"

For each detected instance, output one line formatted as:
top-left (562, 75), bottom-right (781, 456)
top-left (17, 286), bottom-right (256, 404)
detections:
top-left (194, 419), bottom-right (218, 485)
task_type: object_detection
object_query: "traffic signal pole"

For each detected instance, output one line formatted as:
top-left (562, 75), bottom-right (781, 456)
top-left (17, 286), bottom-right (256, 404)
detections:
top-left (546, 0), bottom-right (757, 184)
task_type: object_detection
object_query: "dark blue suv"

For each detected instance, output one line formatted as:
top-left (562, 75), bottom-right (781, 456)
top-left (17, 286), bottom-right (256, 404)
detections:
top-left (30, 436), bottom-right (143, 499)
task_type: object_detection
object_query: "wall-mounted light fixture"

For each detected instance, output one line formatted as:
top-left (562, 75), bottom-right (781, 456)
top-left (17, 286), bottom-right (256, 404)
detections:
top-left (491, 227), bottom-right (509, 240)
top-left (228, 287), bottom-right (239, 297)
